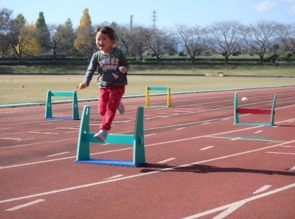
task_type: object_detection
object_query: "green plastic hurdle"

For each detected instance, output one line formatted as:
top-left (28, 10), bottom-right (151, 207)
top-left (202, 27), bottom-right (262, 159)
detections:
top-left (75, 105), bottom-right (146, 167)
top-left (145, 86), bottom-right (171, 107)
top-left (234, 92), bottom-right (277, 126)
top-left (45, 90), bottom-right (79, 120)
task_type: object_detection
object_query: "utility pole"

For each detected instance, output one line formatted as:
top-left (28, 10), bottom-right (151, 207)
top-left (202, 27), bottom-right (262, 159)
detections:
top-left (130, 15), bottom-right (133, 31)
top-left (152, 10), bottom-right (157, 28)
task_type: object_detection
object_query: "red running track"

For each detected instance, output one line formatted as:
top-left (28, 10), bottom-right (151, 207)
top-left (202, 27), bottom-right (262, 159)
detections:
top-left (0, 87), bottom-right (295, 219)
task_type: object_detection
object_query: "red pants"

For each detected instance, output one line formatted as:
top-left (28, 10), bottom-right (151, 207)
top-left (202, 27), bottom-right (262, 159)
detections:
top-left (98, 85), bottom-right (125, 131)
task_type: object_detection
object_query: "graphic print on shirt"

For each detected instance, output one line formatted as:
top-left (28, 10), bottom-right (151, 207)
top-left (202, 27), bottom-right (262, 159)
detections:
top-left (98, 49), bottom-right (121, 80)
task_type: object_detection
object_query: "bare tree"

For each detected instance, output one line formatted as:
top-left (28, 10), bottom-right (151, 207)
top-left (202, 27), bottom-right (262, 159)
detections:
top-left (243, 20), bottom-right (280, 63)
top-left (278, 23), bottom-right (295, 56)
top-left (131, 26), bottom-right (149, 60)
top-left (143, 27), bottom-right (172, 62)
top-left (176, 24), bottom-right (208, 63)
top-left (207, 20), bottom-right (244, 63)
top-left (110, 24), bottom-right (135, 57)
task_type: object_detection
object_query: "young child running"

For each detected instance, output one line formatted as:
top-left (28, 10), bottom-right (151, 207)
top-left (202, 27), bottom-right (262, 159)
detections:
top-left (79, 26), bottom-right (129, 141)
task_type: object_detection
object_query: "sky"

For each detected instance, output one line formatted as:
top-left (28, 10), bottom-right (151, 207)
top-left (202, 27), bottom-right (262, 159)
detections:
top-left (1, 0), bottom-right (295, 29)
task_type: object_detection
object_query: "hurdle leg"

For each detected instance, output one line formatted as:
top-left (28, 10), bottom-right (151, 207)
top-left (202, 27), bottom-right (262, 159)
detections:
top-left (270, 93), bottom-right (277, 126)
top-left (76, 106), bottom-right (90, 161)
top-left (133, 107), bottom-right (146, 166)
top-left (233, 92), bottom-right (239, 124)
top-left (167, 86), bottom-right (171, 107)
top-left (146, 86), bottom-right (150, 106)
top-left (45, 90), bottom-right (52, 118)
top-left (72, 91), bottom-right (79, 120)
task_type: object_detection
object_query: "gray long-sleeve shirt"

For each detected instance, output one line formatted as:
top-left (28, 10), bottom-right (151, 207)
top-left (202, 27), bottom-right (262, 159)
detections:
top-left (84, 47), bottom-right (129, 88)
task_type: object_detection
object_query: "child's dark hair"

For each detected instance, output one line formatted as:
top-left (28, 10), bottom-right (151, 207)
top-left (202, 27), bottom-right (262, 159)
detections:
top-left (96, 26), bottom-right (118, 42)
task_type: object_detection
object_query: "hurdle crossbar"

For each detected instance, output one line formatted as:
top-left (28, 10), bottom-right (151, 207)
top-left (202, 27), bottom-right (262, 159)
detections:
top-left (234, 92), bottom-right (277, 126)
top-left (75, 105), bottom-right (146, 167)
top-left (45, 90), bottom-right (79, 120)
top-left (145, 86), bottom-right (171, 107)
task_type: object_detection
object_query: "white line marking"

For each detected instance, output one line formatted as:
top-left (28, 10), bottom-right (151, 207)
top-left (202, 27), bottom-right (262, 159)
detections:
top-left (1, 140), bottom-right (294, 204)
top-left (175, 127), bottom-right (186, 131)
top-left (29, 131), bottom-right (59, 135)
top-left (231, 137), bottom-right (240, 141)
top-left (254, 130), bottom-right (262, 134)
top-left (266, 152), bottom-right (295, 155)
top-left (253, 185), bottom-right (271, 194)
top-left (288, 166), bottom-right (295, 172)
top-left (5, 199), bottom-right (45, 211)
top-left (0, 123), bottom-right (293, 170)
top-left (202, 122), bottom-right (210, 125)
top-left (47, 152), bottom-right (70, 157)
top-left (39, 123), bottom-right (52, 125)
top-left (181, 183), bottom-right (295, 219)
top-left (105, 174), bottom-right (124, 180)
top-left (200, 146), bottom-right (214, 151)
top-left (0, 127), bottom-right (11, 131)
top-left (0, 137), bottom-right (22, 141)
top-left (145, 133), bottom-right (156, 137)
top-left (56, 127), bottom-right (79, 130)
top-left (158, 158), bottom-right (176, 163)
top-left (65, 131), bottom-right (78, 134)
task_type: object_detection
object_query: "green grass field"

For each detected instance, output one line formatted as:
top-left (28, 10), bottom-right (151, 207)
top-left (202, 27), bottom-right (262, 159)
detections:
top-left (1, 74), bottom-right (295, 105)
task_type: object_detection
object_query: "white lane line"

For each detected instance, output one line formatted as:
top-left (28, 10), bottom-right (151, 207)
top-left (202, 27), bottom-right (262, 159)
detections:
top-left (0, 129), bottom-right (294, 204)
top-left (0, 137), bottom-right (22, 141)
top-left (0, 123), bottom-right (293, 170)
top-left (29, 131), bottom-right (59, 135)
top-left (145, 133), bottom-right (156, 137)
top-left (0, 127), bottom-right (11, 131)
top-left (288, 166), bottom-right (295, 172)
top-left (181, 183), bottom-right (295, 219)
top-left (253, 185), bottom-right (271, 194)
top-left (281, 145), bottom-right (295, 148)
top-left (158, 158), bottom-right (176, 164)
top-left (231, 137), bottom-right (240, 141)
top-left (202, 122), bottom-right (210, 125)
top-left (47, 152), bottom-right (70, 157)
top-left (56, 127), bottom-right (79, 130)
top-left (200, 146), bottom-right (214, 151)
top-left (39, 123), bottom-right (53, 125)
top-left (105, 174), bottom-right (124, 180)
top-left (5, 199), bottom-right (45, 211)
top-left (65, 131), bottom-right (78, 134)
top-left (254, 130), bottom-right (262, 134)
top-left (175, 127), bottom-right (186, 131)
top-left (266, 152), bottom-right (295, 156)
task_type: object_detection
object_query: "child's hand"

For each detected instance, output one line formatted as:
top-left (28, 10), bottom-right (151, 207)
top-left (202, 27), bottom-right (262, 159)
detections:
top-left (79, 83), bottom-right (87, 90)
top-left (119, 66), bottom-right (127, 74)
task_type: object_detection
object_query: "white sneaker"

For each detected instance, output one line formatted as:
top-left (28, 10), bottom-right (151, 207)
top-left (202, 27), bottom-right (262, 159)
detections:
top-left (117, 101), bottom-right (125, 115)
top-left (94, 129), bottom-right (108, 141)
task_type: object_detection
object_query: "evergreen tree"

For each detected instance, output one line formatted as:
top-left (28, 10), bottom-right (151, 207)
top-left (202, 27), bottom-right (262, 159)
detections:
top-left (53, 18), bottom-right (75, 54)
top-left (35, 12), bottom-right (50, 52)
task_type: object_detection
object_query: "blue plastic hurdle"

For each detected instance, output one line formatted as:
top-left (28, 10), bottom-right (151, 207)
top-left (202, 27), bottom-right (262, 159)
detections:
top-left (45, 90), bottom-right (79, 120)
top-left (234, 92), bottom-right (277, 126)
top-left (75, 105), bottom-right (146, 167)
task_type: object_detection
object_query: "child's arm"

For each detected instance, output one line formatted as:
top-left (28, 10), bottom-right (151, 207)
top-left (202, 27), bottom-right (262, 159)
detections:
top-left (118, 49), bottom-right (129, 74)
top-left (79, 53), bottom-right (98, 89)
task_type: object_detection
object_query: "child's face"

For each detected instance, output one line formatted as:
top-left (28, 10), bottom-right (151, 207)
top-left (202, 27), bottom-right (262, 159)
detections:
top-left (96, 32), bottom-right (114, 53)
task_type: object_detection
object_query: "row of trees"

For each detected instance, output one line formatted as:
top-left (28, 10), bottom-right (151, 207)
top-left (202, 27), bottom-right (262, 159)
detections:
top-left (0, 7), bottom-right (295, 63)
